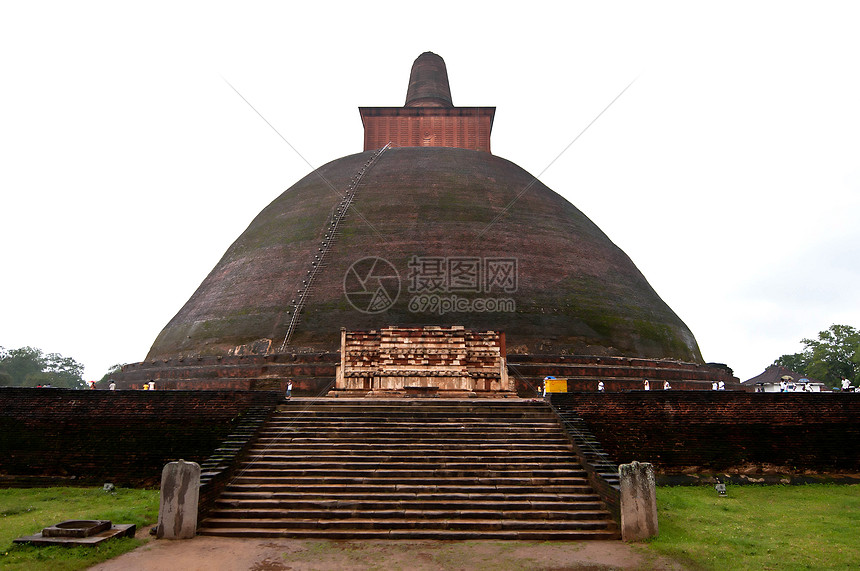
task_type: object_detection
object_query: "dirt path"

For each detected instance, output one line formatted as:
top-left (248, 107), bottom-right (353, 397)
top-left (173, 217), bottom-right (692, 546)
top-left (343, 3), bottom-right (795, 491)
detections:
top-left (89, 527), bottom-right (687, 571)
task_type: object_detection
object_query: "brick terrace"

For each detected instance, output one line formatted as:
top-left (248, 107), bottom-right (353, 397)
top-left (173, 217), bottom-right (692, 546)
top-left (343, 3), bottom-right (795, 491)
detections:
top-left (0, 388), bottom-right (279, 487)
top-left (550, 391), bottom-right (860, 472)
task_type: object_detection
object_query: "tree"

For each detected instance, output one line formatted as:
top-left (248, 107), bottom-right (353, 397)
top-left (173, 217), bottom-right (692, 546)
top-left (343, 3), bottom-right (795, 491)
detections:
top-left (773, 351), bottom-right (809, 375)
top-left (0, 346), bottom-right (45, 386)
top-left (0, 346), bottom-right (87, 389)
top-left (774, 324), bottom-right (860, 387)
top-left (97, 363), bottom-right (124, 387)
top-left (41, 352), bottom-right (87, 389)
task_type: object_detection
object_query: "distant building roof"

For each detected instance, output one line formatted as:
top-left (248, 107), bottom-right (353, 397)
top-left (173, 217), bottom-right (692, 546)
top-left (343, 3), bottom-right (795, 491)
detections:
top-left (743, 364), bottom-right (821, 386)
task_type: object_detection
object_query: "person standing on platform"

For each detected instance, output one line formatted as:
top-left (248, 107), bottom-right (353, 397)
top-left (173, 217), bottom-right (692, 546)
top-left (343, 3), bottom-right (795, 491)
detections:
top-left (643, 379), bottom-right (650, 391)
top-left (542, 376), bottom-right (553, 398)
top-left (285, 379), bottom-right (293, 401)
top-left (597, 381), bottom-right (605, 392)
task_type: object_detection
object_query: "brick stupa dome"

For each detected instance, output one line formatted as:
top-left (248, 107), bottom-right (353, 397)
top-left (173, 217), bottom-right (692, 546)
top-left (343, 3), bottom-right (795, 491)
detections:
top-left (145, 54), bottom-right (703, 365)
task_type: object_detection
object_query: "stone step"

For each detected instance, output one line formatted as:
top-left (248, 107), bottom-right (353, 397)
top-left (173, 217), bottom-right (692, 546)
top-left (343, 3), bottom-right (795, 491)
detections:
top-left (238, 454), bottom-right (576, 463)
top-left (262, 423), bottom-right (561, 430)
top-left (247, 443), bottom-right (574, 452)
top-left (274, 411), bottom-right (557, 420)
top-left (199, 517), bottom-right (615, 532)
top-left (218, 491), bottom-right (602, 503)
top-left (238, 461), bottom-right (582, 471)
top-left (257, 437), bottom-right (572, 445)
top-left (259, 427), bottom-right (565, 442)
top-left (269, 417), bottom-right (559, 425)
top-left (196, 527), bottom-right (620, 541)
top-left (270, 410), bottom-right (556, 417)
top-left (278, 397), bottom-right (541, 404)
top-left (223, 483), bottom-right (596, 495)
top-left (262, 424), bottom-right (563, 432)
top-left (209, 500), bottom-right (608, 519)
top-left (228, 475), bottom-right (591, 487)
top-left (271, 418), bottom-right (558, 426)
top-left (206, 508), bottom-right (611, 521)
top-left (259, 426), bottom-right (564, 435)
top-left (232, 467), bottom-right (588, 479)
top-left (243, 449), bottom-right (574, 458)
top-left (268, 415), bottom-right (558, 422)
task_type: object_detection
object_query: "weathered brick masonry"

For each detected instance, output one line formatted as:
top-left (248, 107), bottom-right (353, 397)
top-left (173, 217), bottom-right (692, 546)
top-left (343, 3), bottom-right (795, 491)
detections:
top-left (115, 352), bottom-right (737, 395)
top-left (0, 388), bottom-right (279, 487)
top-left (116, 353), bottom-right (338, 393)
top-left (550, 392), bottom-right (860, 471)
top-left (508, 355), bottom-right (739, 394)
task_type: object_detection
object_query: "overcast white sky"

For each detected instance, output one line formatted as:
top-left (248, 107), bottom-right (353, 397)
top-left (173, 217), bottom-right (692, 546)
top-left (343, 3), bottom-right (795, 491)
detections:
top-left (2, 1), bottom-right (858, 383)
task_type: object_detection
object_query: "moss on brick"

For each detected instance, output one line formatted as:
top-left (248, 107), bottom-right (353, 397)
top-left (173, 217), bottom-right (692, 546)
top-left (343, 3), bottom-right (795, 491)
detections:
top-left (148, 147), bottom-right (703, 363)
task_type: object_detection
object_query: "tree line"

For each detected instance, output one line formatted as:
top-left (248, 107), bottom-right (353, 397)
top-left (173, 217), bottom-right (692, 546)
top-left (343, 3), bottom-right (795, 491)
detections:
top-left (774, 324), bottom-right (859, 388)
top-left (0, 346), bottom-right (87, 389)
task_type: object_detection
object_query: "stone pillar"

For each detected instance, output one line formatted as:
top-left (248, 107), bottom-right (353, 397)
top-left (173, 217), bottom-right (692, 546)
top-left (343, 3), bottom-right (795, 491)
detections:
top-left (157, 459), bottom-right (201, 539)
top-left (336, 327), bottom-right (346, 389)
top-left (499, 332), bottom-right (510, 392)
top-left (619, 461), bottom-right (658, 541)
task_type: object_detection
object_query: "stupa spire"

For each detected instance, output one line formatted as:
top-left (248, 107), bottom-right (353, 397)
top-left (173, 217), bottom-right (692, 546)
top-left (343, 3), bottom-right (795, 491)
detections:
top-left (405, 52), bottom-right (453, 108)
top-left (359, 52), bottom-right (495, 152)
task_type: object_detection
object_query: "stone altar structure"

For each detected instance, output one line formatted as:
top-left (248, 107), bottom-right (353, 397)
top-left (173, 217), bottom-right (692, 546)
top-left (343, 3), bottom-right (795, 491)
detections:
top-left (334, 326), bottom-right (512, 397)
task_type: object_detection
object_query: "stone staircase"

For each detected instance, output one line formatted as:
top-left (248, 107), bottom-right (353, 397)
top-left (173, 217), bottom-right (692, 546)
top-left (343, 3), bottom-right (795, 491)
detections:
top-left (554, 409), bottom-right (621, 490)
top-left (198, 399), bottom-right (619, 540)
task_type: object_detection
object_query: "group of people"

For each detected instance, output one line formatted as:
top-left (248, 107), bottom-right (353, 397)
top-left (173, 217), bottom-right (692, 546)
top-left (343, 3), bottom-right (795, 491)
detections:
top-left (97, 379), bottom-right (148, 390)
top-left (537, 377), bottom-right (708, 392)
top-left (642, 380), bottom-right (672, 390)
top-left (711, 380), bottom-right (726, 390)
top-left (780, 379), bottom-right (815, 392)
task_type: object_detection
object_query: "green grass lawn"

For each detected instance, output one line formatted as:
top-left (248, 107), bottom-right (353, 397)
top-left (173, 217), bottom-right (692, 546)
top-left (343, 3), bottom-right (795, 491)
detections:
top-left (648, 484), bottom-right (860, 570)
top-left (1, 484), bottom-right (858, 570)
top-left (0, 487), bottom-right (159, 571)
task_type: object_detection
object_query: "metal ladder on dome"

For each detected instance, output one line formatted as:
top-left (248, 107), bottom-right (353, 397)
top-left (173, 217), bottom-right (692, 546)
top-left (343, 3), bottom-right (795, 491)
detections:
top-left (278, 142), bottom-right (391, 352)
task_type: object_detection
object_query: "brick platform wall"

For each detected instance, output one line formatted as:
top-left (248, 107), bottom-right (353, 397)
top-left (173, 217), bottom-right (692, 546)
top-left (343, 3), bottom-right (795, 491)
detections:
top-left (113, 353), bottom-right (338, 393)
top-left (509, 355), bottom-right (739, 395)
top-left (113, 352), bottom-right (736, 395)
top-left (0, 388), bottom-right (280, 487)
top-left (549, 392), bottom-right (860, 471)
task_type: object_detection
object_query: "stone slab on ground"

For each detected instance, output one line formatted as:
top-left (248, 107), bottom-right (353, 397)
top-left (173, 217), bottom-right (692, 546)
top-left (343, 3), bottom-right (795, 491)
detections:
top-left (14, 524), bottom-right (135, 546)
